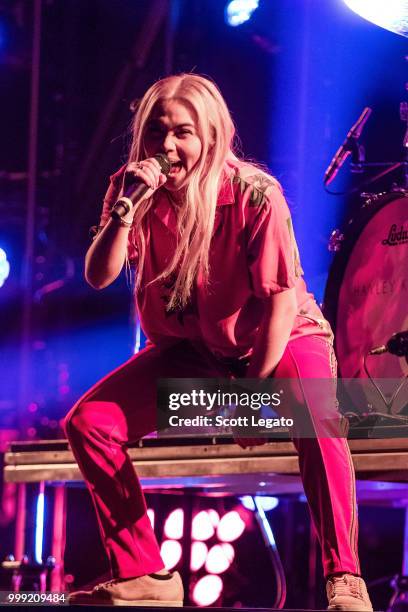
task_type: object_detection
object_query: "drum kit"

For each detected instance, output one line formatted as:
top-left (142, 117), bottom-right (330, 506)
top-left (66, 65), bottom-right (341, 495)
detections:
top-left (322, 99), bottom-right (408, 429)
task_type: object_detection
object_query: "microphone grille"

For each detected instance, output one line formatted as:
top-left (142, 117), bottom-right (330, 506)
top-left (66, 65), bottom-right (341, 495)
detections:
top-left (154, 153), bottom-right (172, 176)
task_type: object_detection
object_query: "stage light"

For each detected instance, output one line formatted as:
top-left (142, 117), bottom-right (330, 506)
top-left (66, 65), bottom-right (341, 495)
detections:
top-left (0, 248), bottom-right (10, 288)
top-left (207, 509), bottom-right (220, 527)
top-left (164, 508), bottom-right (184, 540)
top-left (192, 510), bottom-right (216, 541)
top-left (205, 543), bottom-right (235, 574)
top-left (240, 495), bottom-right (279, 511)
top-left (190, 541), bottom-right (208, 572)
top-left (225, 0), bottom-right (259, 27)
top-left (35, 487), bottom-right (45, 564)
top-left (216, 510), bottom-right (245, 542)
top-left (160, 540), bottom-right (182, 570)
top-left (192, 574), bottom-right (223, 606)
top-left (343, 0), bottom-right (408, 37)
top-left (254, 497), bottom-right (276, 547)
top-left (147, 508), bottom-right (155, 529)
top-left (240, 495), bottom-right (256, 511)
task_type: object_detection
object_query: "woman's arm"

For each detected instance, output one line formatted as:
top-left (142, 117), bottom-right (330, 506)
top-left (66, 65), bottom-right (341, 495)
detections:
top-left (245, 287), bottom-right (297, 378)
top-left (85, 158), bottom-right (167, 289)
top-left (84, 216), bottom-right (133, 289)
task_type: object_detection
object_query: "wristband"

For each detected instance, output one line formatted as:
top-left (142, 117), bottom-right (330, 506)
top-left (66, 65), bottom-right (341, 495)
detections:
top-left (110, 213), bottom-right (133, 228)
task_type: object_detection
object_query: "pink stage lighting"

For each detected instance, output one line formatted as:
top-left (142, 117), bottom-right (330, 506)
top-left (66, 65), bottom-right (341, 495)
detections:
top-left (164, 508), bottom-right (184, 540)
top-left (192, 574), bottom-right (223, 606)
top-left (160, 539), bottom-right (182, 570)
top-left (205, 543), bottom-right (235, 574)
top-left (190, 541), bottom-right (208, 572)
top-left (216, 510), bottom-right (246, 542)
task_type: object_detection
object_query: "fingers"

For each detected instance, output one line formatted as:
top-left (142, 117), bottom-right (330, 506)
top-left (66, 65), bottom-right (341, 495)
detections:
top-left (234, 437), bottom-right (267, 449)
top-left (125, 158), bottom-right (167, 191)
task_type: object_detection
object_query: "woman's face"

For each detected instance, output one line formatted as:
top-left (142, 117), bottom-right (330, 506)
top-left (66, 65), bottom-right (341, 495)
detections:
top-left (143, 99), bottom-right (203, 192)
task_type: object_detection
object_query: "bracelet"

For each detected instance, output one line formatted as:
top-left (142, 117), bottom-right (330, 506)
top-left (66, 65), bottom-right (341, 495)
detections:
top-left (110, 214), bottom-right (133, 228)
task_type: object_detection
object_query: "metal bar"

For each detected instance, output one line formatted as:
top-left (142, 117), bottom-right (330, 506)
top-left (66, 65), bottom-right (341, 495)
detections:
top-left (50, 485), bottom-right (67, 592)
top-left (4, 450), bottom-right (408, 484)
top-left (5, 437), bottom-right (408, 466)
top-left (14, 483), bottom-right (26, 562)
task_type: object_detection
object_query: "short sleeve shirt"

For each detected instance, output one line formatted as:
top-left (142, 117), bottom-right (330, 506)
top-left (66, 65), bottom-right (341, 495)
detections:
top-left (99, 159), bottom-right (333, 358)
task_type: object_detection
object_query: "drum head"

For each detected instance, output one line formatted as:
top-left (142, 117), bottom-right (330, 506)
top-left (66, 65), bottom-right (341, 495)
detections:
top-left (324, 192), bottom-right (408, 411)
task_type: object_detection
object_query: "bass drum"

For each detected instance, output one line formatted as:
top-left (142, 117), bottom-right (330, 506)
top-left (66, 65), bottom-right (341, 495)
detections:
top-left (323, 191), bottom-right (408, 414)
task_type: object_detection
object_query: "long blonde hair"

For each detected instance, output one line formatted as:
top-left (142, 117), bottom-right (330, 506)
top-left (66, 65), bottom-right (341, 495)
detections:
top-left (128, 73), bottom-right (237, 311)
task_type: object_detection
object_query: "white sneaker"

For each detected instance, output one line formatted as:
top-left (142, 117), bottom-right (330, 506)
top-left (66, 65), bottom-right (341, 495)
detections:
top-left (68, 571), bottom-right (184, 606)
top-left (327, 574), bottom-right (373, 611)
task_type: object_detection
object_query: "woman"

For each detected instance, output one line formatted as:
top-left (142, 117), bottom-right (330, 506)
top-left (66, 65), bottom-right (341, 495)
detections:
top-left (64, 73), bottom-right (372, 610)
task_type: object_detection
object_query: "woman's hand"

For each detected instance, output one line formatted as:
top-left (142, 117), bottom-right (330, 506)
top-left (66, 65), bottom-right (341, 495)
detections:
top-left (234, 436), bottom-right (267, 449)
top-left (123, 157), bottom-right (168, 195)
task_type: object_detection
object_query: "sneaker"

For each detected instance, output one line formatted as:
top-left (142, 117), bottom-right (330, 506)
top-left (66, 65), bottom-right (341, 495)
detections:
top-left (68, 571), bottom-right (184, 606)
top-left (326, 574), bottom-right (373, 611)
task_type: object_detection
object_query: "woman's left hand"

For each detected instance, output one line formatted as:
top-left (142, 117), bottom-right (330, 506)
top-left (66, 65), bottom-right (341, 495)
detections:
top-left (233, 436), bottom-right (267, 449)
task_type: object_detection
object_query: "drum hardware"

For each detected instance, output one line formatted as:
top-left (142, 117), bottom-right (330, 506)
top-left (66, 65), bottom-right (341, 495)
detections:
top-left (325, 161), bottom-right (406, 197)
top-left (360, 191), bottom-right (388, 208)
top-left (324, 107), bottom-right (372, 186)
top-left (323, 191), bottom-right (408, 418)
top-left (363, 351), bottom-right (407, 415)
top-left (328, 229), bottom-right (345, 252)
top-left (400, 101), bottom-right (408, 188)
top-left (1, 554), bottom-right (56, 592)
top-left (387, 575), bottom-right (408, 612)
top-left (360, 331), bottom-right (408, 419)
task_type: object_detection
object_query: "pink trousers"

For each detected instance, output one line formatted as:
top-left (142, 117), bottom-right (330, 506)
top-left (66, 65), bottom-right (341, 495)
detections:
top-left (63, 335), bottom-right (360, 579)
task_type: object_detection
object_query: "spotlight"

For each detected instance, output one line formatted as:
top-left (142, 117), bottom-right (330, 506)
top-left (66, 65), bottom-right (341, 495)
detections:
top-left (343, 0), bottom-right (408, 37)
top-left (216, 510), bottom-right (246, 542)
top-left (0, 248), bottom-right (10, 287)
top-left (192, 510), bottom-right (216, 541)
top-left (190, 541), bottom-right (208, 572)
top-left (160, 540), bottom-right (182, 570)
top-left (240, 495), bottom-right (279, 511)
top-left (164, 508), bottom-right (184, 540)
top-left (192, 574), bottom-right (223, 606)
top-left (225, 0), bottom-right (259, 27)
top-left (205, 543), bottom-right (235, 574)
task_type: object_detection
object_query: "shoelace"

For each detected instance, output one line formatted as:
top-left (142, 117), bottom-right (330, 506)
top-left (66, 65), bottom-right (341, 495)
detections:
top-left (330, 576), bottom-right (362, 599)
top-left (94, 579), bottom-right (120, 591)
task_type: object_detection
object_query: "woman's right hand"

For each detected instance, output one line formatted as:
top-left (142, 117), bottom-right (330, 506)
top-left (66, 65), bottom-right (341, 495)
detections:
top-left (123, 157), bottom-right (168, 195)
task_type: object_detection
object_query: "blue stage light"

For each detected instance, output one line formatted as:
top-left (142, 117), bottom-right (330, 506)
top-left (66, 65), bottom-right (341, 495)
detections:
top-left (343, 0), bottom-right (408, 37)
top-left (0, 248), bottom-right (10, 287)
top-left (35, 490), bottom-right (45, 564)
top-left (225, 0), bottom-right (259, 27)
top-left (240, 495), bottom-right (279, 511)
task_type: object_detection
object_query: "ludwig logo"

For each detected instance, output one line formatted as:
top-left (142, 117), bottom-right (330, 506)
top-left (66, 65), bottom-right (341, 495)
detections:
top-left (382, 223), bottom-right (408, 246)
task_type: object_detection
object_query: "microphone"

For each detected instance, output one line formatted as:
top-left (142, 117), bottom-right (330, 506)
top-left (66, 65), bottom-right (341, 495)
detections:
top-left (369, 330), bottom-right (408, 356)
top-left (110, 153), bottom-right (172, 220)
top-left (324, 107), bottom-right (372, 186)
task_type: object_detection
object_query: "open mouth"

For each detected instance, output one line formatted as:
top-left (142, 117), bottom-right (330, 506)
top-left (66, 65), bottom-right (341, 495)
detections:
top-left (169, 161), bottom-right (183, 175)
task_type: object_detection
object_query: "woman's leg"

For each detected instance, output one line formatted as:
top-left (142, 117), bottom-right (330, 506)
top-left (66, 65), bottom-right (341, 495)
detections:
top-left (63, 340), bottom-right (226, 580)
top-left (273, 335), bottom-right (360, 578)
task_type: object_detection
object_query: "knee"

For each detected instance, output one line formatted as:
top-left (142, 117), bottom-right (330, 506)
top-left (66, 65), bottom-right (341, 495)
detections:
top-left (63, 402), bottom-right (94, 441)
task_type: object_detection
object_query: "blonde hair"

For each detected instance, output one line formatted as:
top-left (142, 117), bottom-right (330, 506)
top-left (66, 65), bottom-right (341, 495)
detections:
top-left (128, 73), bottom-right (238, 311)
